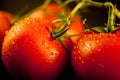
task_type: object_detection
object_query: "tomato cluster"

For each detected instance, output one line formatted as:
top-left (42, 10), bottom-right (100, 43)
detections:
top-left (0, 0), bottom-right (120, 80)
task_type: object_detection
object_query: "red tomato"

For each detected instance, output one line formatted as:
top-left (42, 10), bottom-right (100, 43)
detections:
top-left (0, 11), bottom-right (14, 80)
top-left (0, 11), bottom-right (14, 50)
top-left (29, 4), bottom-right (74, 52)
top-left (2, 18), bottom-right (68, 80)
top-left (2, 11), bottom-right (14, 22)
top-left (29, 3), bottom-right (64, 19)
top-left (71, 31), bottom-right (120, 80)
top-left (29, 3), bottom-right (84, 43)
top-left (66, 16), bottom-right (84, 43)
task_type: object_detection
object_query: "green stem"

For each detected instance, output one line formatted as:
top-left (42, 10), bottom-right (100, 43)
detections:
top-left (61, 0), bottom-right (73, 7)
top-left (11, 0), bottom-right (52, 24)
top-left (52, 0), bottom-right (87, 38)
top-left (52, 0), bottom-right (118, 37)
top-left (70, 1), bottom-right (85, 18)
top-left (10, 6), bottom-right (29, 25)
top-left (54, 0), bottom-right (63, 5)
top-left (69, 0), bottom-right (104, 18)
top-left (71, 0), bottom-right (117, 33)
top-left (104, 1), bottom-right (120, 19)
top-left (41, 0), bottom-right (51, 8)
top-left (81, 0), bottom-right (120, 20)
top-left (88, 0), bottom-right (104, 7)
top-left (115, 8), bottom-right (120, 19)
top-left (106, 3), bottom-right (115, 32)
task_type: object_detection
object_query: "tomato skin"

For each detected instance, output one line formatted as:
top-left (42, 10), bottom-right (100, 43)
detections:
top-left (71, 31), bottom-right (120, 80)
top-left (2, 11), bottom-right (14, 22)
top-left (2, 18), bottom-right (68, 80)
top-left (66, 16), bottom-right (84, 43)
top-left (0, 11), bottom-right (14, 80)
top-left (29, 3), bottom-right (64, 19)
top-left (0, 11), bottom-right (14, 50)
top-left (29, 3), bottom-right (84, 44)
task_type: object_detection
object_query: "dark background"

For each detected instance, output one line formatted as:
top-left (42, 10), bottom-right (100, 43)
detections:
top-left (0, 0), bottom-right (120, 26)
top-left (0, 0), bottom-right (120, 80)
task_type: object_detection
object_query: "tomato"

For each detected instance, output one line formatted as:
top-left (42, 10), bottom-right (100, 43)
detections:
top-left (0, 11), bottom-right (14, 80)
top-left (2, 18), bottom-right (68, 80)
top-left (2, 11), bottom-right (14, 22)
top-left (29, 3), bottom-right (64, 19)
top-left (66, 16), bottom-right (84, 43)
top-left (25, 3), bottom-right (84, 53)
top-left (29, 3), bottom-right (84, 43)
top-left (71, 31), bottom-right (120, 80)
top-left (0, 11), bottom-right (14, 50)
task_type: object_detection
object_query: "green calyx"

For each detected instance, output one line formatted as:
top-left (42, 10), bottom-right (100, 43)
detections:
top-left (51, 16), bottom-right (71, 38)
top-left (55, 0), bottom-right (120, 34)
top-left (51, 0), bottom-right (89, 39)
top-left (50, 15), bottom-right (71, 52)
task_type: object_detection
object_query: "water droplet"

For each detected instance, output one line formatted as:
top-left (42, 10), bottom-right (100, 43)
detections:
top-left (78, 56), bottom-right (82, 60)
top-left (78, 50), bottom-right (81, 54)
top-left (5, 31), bottom-right (9, 35)
top-left (11, 41), bottom-right (15, 45)
top-left (98, 43), bottom-right (102, 46)
top-left (93, 37), bottom-right (96, 40)
top-left (81, 60), bottom-right (85, 64)
top-left (97, 48), bottom-right (101, 51)
top-left (21, 23), bottom-right (24, 26)
top-left (76, 45), bottom-right (79, 49)
top-left (48, 50), bottom-right (58, 60)
top-left (80, 42), bottom-right (84, 45)
top-left (49, 52), bottom-right (54, 57)
top-left (50, 52), bottom-right (54, 55)
top-left (96, 40), bottom-right (99, 43)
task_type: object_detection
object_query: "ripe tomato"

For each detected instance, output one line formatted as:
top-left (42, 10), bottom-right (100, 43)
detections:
top-left (66, 16), bottom-right (84, 43)
top-left (2, 18), bottom-right (68, 80)
top-left (29, 3), bottom-right (64, 19)
top-left (0, 11), bottom-right (14, 50)
top-left (2, 11), bottom-right (14, 22)
top-left (29, 3), bottom-right (84, 43)
top-left (0, 11), bottom-right (14, 80)
top-left (71, 31), bottom-right (120, 80)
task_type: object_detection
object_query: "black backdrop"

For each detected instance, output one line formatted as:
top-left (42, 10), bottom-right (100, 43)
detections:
top-left (0, 0), bottom-right (120, 26)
